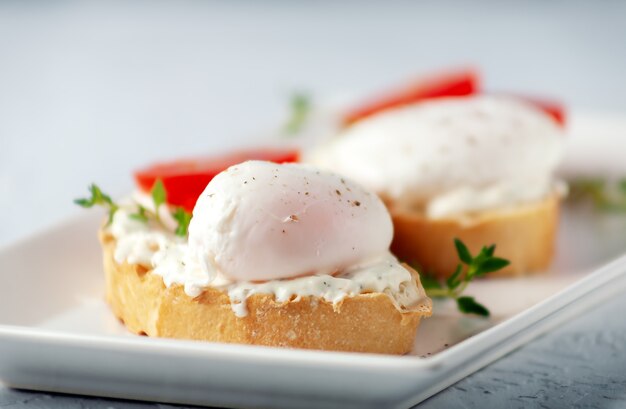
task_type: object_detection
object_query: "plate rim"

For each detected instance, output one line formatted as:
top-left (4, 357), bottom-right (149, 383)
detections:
top-left (1, 211), bottom-right (625, 372)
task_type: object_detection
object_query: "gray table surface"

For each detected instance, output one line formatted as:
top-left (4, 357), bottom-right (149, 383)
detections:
top-left (2, 1), bottom-right (626, 408)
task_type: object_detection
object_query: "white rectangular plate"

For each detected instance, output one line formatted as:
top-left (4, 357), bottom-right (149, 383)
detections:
top-left (1, 114), bottom-right (626, 408)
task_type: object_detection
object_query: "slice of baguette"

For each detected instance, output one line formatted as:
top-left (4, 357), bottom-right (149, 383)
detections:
top-left (100, 231), bottom-right (432, 355)
top-left (390, 194), bottom-right (559, 278)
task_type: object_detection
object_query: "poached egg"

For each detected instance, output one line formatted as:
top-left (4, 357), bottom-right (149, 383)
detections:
top-left (312, 95), bottom-right (565, 218)
top-left (187, 160), bottom-right (393, 282)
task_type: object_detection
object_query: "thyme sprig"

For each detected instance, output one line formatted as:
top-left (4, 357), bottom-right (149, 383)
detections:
top-left (74, 184), bottom-right (119, 225)
top-left (128, 205), bottom-right (149, 223)
top-left (568, 178), bottom-right (626, 211)
top-left (283, 92), bottom-right (312, 136)
top-left (75, 180), bottom-right (192, 237)
top-left (421, 238), bottom-right (510, 317)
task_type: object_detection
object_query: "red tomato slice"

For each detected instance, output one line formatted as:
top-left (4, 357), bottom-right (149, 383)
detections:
top-left (342, 68), bottom-right (480, 126)
top-left (515, 95), bottom-right (566, 127)
top-left (134, 148), bottom-right (300, 212)
top-left (490, 93), bottom-right (566, 127)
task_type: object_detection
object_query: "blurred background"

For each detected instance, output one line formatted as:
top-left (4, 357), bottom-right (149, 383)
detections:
top-left (1, 0), bottom-right (626, 246)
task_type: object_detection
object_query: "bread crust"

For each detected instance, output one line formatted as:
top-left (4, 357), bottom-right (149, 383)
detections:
top-left (100, 231), bottom-right (432, 354)
top-left (390, 195), bottom-right (560, 278)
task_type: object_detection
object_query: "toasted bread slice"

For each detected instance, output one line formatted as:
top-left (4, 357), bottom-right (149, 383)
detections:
top-left (390, 194), bottom-right (559, 278)
top-left (100, 231), bottom-right (432, 355)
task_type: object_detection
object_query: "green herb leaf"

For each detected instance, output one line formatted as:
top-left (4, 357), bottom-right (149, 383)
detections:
top-left (76, 181), bottom-right (189, 237)
top-left (454, 238), bottom-right (472, 264)
top-left (457, 296), bottom-right (490, 317)
top-left (107, 204), bottom-right (119, 225)
top-left (421, 238), bottom-right (510, 317)
top-left (420, 275), bottom-right (443, 290)
top-left (476, 257), bottom-right (510, 275)
top-left (129, 205), bottom-right (149, 223)
top-left (283, 92), bottom-right (312, 136)
top-left (74, 183), bottom-right (119, 225)
top-left (568, 177), bottom-right (626, 211)
top-left (619, 179), bottom-right (626, 194)
top-left (74, 198), bottom-right (92, 207)
top-left (172, 207), bottom-right (192, 237)
top-left (151, 179), bottom-right (167, 210)
top-left (468, 248), bottom-right (488, 279)
top-left (446, 264), bottom-right (463, 290)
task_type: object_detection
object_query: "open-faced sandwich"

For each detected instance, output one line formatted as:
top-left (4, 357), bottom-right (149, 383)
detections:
top-left (80, 154), bottom-right (431, 354)
top-left (310, 69), bottom-right (566, 277)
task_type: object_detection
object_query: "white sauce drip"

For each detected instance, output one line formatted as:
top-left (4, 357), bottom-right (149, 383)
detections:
top-left (109, 205), bottom-right (423, 317)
